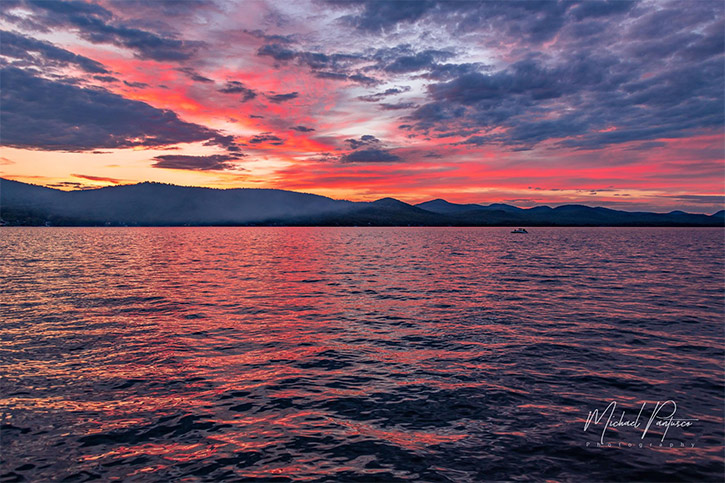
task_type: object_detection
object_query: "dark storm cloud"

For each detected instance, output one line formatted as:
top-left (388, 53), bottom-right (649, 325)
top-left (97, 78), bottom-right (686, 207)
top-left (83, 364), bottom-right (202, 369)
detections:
top-left (427, 60), bottom-right (571, 105)
top-left (266, 92), bottom-right (299, 103)
top-left (5, 0), bottom-right (202, 61)
top-left (257, 43), bottom-right (296, 61)
top-left (0, 29), bottom-right (109, 73)
top-left (319, 0), bottom-right (723, 152)
top-left (257, 42), bottom-right (378, 84)
top-left (3, 0), bottom-right (722, 160)
top-left (152, 154), bottom-right (241, 171)
top-left (219, 81), bottom-right (257, 101)
top-left (341, 148), bottom-right (401, 163)
top-left (569, 0), bottom-right (636, 20)
top-left (406, 6), bottom-right (724, 151)
top-left (381, 49), bottom-right (454, 74)
top-left (291, 125), bottom-right (315, 132)
top-left (368, 44), bottom-right (457, 76)
top-left (407, 102), bottom-right (465, 128)
top-left (0, 0), bottom-right (51, 32)
top-left (0, 67), bottom-right (222, 151)
top-left (328, 0), bottom-right (436, 33)
top-left (258, 41), bottom-right (461, 85)
top-left (244, 29), bottom-right (296, 44)
top-left (423, 63), bottom-right (486, 81)
top-left (258, 43), bottom-right (363, 67)
top-left (327, 0), bottom-right (639, 47)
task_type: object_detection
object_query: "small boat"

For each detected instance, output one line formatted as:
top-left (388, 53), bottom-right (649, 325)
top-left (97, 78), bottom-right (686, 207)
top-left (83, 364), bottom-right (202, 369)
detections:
top-left (511, 228), bottom-right (528, 233)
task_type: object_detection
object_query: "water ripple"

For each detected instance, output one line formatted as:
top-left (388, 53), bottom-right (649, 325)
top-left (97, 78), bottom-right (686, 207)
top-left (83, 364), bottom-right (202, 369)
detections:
top-left (1, 227), bottom-right (723, 481)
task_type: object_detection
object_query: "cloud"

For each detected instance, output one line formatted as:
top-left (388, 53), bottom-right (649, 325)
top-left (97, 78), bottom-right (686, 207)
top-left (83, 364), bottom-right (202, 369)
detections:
top-left (176, 67), bottom-right (213, 83)
top-left (345, 73), bottom-right (380, 85)
top-left (1, 0), bottom-right (722, 213)
top-left (107, 0), bottom-right (214, 19)
top-left (423, 62), bottom-right (486, 81)
top-left (0, 67), bottom-right (222, 151)
top-left (266, 91), bottom-right (299, 103)
top-left (330, 0), bottom-right (637, 43)
top-left (331, 0), bottom-right (436, 33)
top-left (123, 80), bottom-right (149, 88)
top-left (218, 81), bottom-right (257, 101)
top-left (379, 101), bottom-right (417, 110)
top-left (313, 71), bottom-right (349, 81)
top-left (94, 75), bottom-right (119, 83)
top-left (569, 1), bottom-right (636, 21)
top-left (341, 148), bottom-right (401, 163)
top-left (219, 81), bottom-right (257, 102)
top-left (0, 29), bottom-right (109, 74)
top-left (667, 194), bottom-right (725, 204)
top-left (381, 49), bottom-right (455, 74)
top-left (339, 134), bottom-right (402, 163)
top-left (257, 42), bottom-right (378, 84)
top-left (203, 134), bottom-right (243, 153)
top-left (357, 86), bottom-right (411, 102)
top-left (248, 133), bottom-right (284, 145)
top-left (257, 38), bottom-right (462, 86)
top-left (257, 43), bottom-right (363, 69)
top-left (408, 39), bottom-right (724, 150)
top-left (152, 154), bottom-right (241, 171)
top-left (345, 134), bottom-right (380, 149)
top-left (71, 173), bottom-right (123, 184)
top-left (243, 29), bottom-right (296, 44)
top-left (312, 70), bottom-right (379, 85)
top-left (46, 181), bottom-right (87, 189)
top-left (257, 43), bottom-right (297, 61)
top-left (7, 0), bottom-right (203, 61)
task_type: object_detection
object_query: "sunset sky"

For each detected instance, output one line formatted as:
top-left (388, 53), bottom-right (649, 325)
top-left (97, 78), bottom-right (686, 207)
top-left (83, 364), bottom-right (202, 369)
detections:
top-left (1, 0), bottom-right (723, 212)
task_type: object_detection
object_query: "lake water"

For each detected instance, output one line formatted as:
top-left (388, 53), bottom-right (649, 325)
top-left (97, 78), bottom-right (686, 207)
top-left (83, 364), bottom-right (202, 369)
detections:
top-left (1, 227), bottom-right (723, 481)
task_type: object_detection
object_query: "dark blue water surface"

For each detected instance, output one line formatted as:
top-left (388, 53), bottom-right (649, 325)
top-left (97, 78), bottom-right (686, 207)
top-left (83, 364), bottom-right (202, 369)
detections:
top-left (1, 227), bottom-right (723, 482)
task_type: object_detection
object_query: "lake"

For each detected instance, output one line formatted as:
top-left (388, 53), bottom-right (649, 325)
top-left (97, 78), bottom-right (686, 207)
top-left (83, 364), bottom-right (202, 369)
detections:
top-left (1, 227), bottom-right (723, 481)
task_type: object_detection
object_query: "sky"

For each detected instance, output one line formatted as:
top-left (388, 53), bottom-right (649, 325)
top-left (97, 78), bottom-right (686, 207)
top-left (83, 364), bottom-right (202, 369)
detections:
top-left (0, 0), bottom-right (723, 213)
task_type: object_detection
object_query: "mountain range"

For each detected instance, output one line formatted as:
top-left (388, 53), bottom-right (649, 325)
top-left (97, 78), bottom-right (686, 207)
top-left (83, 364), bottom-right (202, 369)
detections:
top-left (1, 178), bottom-right (722, 227)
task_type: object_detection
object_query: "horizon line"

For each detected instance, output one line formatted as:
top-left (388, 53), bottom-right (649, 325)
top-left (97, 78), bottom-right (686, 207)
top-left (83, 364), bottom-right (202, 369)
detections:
top-left (2, 177), bottom-right (723, 217)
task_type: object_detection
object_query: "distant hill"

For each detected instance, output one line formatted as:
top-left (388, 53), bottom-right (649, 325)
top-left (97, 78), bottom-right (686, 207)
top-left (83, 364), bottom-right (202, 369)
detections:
top-left (1, 178), bottom-right (722, 226)
top-left (415, 199), bottom-right (484, 214)
top-left (0, 178), bottom-right (353, 225)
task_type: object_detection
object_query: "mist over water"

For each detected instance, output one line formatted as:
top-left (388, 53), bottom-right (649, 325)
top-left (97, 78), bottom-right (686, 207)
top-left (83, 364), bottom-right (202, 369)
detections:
top-left (1, 227), bottom-right (723, 481)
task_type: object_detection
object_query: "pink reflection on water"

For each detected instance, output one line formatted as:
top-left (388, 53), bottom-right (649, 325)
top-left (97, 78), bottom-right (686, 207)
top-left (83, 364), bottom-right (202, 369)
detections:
top-left (1, 227), bottom-right (722, 480)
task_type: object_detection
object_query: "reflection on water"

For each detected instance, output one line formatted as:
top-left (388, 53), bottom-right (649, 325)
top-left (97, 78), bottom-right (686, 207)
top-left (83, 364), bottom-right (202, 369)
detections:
top-left (1, 227), bottom-right (723, 481)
